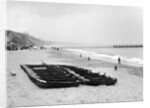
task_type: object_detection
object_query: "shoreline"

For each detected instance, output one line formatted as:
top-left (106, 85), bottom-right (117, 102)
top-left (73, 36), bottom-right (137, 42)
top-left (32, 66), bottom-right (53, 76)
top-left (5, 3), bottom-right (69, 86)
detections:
top-left (66, 48), bottom-right (143, 68)
top-left (50, 49), bottom-right (143, 77)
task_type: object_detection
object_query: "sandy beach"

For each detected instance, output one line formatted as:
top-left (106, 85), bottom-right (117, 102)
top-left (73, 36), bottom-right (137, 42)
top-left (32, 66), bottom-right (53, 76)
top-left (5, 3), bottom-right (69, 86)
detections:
top-left (7, 49), bottom-right (143, 107)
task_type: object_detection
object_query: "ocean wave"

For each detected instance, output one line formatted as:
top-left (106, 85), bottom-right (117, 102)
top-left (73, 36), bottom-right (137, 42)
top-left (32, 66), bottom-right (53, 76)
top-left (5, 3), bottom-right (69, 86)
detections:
top-left (67, 48), bottom-right (143, 66)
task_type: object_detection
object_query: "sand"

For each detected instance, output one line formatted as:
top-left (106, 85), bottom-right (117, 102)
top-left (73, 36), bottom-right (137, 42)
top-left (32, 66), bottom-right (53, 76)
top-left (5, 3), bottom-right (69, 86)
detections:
top-left (7, 49), bottom-right (143, 107)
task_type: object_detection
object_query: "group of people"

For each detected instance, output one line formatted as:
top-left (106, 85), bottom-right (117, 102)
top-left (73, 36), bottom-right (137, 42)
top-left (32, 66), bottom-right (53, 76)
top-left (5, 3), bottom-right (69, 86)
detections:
top-left (79, 53), bottom-right (121, 71)
top-left (114, 57), bottom-right (121, 71)
top-left (79, 54), bottom-right (91, 61)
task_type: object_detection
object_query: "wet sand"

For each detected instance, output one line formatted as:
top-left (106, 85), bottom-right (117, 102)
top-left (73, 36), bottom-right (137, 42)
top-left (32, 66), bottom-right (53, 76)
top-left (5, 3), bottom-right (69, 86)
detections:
top-left (7, 49), bottom-right (143, 107)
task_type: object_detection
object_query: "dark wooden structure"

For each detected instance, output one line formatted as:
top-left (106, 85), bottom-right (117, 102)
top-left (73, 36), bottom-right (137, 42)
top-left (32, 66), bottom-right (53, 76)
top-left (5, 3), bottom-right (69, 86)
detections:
top-left (20, 64), bottom-right (117, 88)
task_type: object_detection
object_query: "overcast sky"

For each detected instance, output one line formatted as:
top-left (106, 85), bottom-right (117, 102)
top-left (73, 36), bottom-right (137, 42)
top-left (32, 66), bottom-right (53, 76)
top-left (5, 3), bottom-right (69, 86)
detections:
top-left (7, 1), bottom-right (143, 45)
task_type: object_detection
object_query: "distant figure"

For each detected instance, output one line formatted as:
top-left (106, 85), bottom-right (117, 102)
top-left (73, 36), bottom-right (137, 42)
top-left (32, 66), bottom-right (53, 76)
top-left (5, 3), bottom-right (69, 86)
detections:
top-left (79, 54), bottom-right (82, 58)
top-left (118, 57), bottom-right (121, 64)
top-left (88, 57), bottom-right (91, 61)
top-left (114, 65), bottom-right (118, 71)
top-left (56, 48), bottom-right (59, 51)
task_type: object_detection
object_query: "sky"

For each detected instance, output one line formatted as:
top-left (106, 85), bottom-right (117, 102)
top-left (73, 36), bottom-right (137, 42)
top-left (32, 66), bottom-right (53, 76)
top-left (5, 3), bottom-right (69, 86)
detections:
top-left (7, 1), bottom-right (143, 45)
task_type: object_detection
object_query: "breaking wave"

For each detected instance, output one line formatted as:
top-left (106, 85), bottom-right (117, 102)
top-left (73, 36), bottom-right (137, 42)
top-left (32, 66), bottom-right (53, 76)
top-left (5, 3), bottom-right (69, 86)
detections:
top-left (67, 49), bottom-right (143, 66)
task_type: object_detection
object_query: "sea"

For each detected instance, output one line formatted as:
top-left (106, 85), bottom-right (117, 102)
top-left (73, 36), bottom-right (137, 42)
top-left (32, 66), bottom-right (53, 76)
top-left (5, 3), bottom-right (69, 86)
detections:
top-left (67, 47), bottom-right (143, 66)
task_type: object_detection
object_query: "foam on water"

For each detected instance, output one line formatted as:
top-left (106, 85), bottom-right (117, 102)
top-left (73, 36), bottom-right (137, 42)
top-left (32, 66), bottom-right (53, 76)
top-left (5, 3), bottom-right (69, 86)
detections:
top-left (67, 48), bottom-right (143, 67)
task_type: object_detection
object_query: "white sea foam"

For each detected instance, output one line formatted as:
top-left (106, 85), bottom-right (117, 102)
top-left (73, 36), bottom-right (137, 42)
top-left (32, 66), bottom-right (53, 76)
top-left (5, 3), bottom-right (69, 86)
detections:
top-left (67, 48), bottom-right (143, 67)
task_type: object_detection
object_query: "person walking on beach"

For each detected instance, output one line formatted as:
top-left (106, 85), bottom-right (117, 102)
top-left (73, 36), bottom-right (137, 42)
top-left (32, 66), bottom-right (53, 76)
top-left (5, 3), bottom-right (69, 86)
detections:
top-left (88, 57), bottom-right (91, 61)
top-left (114, 65), bottom-right (118, 71)
top-left (80, 54), bottom-right (82, 58)
top-left (118, 57), bottom-right (121, 64)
